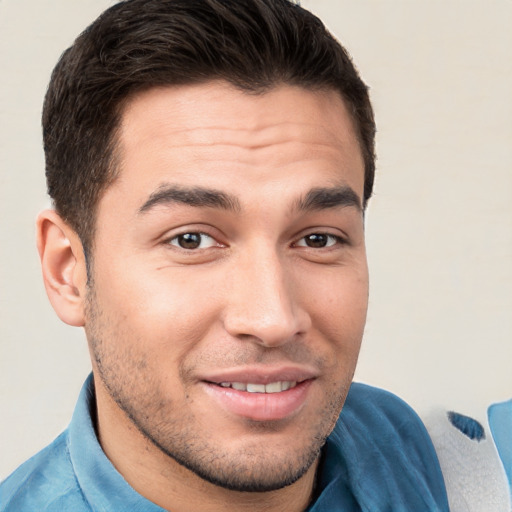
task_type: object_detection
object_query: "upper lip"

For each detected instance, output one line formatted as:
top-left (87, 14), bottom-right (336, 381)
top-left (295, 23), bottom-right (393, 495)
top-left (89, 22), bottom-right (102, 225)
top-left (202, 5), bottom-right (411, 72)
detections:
top-left (199, 365), bottom-right (319, 385)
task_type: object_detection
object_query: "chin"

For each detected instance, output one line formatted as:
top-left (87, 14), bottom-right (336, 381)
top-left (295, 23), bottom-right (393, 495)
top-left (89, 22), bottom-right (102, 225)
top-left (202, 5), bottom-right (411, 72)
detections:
top-left (156, 435), bottom-right (323, 493)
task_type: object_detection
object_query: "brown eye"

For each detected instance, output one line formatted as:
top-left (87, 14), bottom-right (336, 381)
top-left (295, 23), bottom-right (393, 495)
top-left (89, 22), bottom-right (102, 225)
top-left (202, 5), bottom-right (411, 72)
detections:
top-left (295, 233), bottom-right (340, 248)
top-left (304, 234), bottom-right (328, 248)
top-left (169, 232), bottom-right (216, 250)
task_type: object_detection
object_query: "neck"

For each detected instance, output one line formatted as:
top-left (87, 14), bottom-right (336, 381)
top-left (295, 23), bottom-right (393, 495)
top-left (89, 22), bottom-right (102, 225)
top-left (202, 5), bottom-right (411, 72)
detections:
top-left (94, 376), bottom-right (318, 512)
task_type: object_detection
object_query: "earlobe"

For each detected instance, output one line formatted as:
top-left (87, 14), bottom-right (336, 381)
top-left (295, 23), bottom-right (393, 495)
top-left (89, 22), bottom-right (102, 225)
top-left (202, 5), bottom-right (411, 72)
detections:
top-left (36, 210), bottom-right (88, 327)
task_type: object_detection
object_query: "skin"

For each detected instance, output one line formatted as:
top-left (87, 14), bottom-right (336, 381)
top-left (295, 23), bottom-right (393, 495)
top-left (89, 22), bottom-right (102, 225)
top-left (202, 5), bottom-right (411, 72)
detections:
top-left (38, 82), bottom-right (369, 512)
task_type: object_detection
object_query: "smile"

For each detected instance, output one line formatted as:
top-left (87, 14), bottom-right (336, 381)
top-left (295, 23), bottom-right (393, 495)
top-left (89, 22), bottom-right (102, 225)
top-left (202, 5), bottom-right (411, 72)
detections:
top-left (203, 379), bottom-right (313, 421)
top-left (218, 381), bottom-right (298, 393)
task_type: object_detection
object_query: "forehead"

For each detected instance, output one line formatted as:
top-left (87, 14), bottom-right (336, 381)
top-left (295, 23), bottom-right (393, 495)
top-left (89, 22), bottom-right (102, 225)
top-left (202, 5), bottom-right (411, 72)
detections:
top-left (120, 81), bottom-right (359, 143)
top-left (109, 81), bottom-right (364, 210)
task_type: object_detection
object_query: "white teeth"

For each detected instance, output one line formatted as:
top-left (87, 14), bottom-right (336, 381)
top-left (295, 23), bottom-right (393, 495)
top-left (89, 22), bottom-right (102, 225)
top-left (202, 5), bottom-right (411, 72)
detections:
top-left (264, 382), bottom-right (282, 393)
top-left (247, 383), bottom-right (266, 393)
top-left (218, 381), bottom-right (298, 393)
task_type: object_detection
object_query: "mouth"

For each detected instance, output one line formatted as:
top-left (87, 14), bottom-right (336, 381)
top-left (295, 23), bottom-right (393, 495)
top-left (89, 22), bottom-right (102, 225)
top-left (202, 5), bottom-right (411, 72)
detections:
top-left (201, 372), bottom-right (315, 422)
top-left (216, 381), bottom-right (298, 393)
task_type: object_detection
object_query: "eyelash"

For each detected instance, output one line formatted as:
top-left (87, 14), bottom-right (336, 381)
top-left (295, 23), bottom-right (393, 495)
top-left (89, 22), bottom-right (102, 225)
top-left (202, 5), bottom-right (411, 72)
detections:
top-left (167, 232), bottom-right (221, 250)
top-left (293, 233), bottom-right (346, 249)
top-left (165, 231), bottom-right (346, 251)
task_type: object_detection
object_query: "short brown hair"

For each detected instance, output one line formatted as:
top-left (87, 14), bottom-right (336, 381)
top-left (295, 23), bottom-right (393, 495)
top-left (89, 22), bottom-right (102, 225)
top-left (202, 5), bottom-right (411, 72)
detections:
top-left (43, 0), bottom-right (375, 251)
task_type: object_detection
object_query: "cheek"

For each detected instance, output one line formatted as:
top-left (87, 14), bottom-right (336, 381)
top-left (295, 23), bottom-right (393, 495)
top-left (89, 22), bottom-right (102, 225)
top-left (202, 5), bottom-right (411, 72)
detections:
top-left (301, 265), bottom-right (368, 350)
top-left (90, 259), bottom-right (225, 358)
top-left (306, 260), bottom-right (368, 306)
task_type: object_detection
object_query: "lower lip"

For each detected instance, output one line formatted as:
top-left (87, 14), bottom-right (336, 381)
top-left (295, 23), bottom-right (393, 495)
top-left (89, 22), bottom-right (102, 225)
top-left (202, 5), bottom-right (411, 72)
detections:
top-left (201, 380), bottom-right (313, 422)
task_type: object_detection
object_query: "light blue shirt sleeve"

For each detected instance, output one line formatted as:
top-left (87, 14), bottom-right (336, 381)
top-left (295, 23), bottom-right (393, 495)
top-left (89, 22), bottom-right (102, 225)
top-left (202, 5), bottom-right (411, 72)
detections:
top-left (488, 398), bottom-right (512, 490)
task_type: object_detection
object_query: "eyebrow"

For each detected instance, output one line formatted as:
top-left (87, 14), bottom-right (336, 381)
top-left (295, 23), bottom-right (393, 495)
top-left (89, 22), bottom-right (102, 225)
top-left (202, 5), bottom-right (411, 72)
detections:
top-left (138, 185), bottom-right (242, 214)
top-left (294, 186), bottom-right (362, 213)
top-left (138, 183), bottom-right (361, 216)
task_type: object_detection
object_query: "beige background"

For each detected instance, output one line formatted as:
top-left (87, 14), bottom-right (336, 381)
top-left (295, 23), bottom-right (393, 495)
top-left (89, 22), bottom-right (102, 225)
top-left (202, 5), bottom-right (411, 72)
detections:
top-left (1, 0), bottom-right (511, 479)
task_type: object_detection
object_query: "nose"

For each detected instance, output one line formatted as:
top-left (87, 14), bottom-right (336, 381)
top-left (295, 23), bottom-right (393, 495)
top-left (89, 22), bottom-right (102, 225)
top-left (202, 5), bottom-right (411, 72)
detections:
top-left (222, 245), bottom-right (311, 347)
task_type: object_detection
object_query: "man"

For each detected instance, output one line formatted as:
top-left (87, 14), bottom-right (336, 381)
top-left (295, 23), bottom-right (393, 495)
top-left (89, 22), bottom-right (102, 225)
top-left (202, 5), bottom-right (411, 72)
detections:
top-left (0, 0), bottom-right (449, 510)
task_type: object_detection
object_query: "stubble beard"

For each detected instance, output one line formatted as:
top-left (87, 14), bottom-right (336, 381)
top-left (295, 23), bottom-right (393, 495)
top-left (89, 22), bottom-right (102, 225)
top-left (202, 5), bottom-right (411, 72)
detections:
top-left (84, 285), bottom-right (350, 493)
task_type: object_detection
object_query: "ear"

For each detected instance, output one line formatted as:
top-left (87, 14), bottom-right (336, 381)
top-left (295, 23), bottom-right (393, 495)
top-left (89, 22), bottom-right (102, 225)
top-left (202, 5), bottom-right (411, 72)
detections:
top-left (36, 210), bottom-right (88, 327)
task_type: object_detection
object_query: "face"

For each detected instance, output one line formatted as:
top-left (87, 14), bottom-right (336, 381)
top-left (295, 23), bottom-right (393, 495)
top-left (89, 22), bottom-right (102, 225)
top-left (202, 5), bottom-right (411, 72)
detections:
top-left (85, 82), bottom-right (368, 492)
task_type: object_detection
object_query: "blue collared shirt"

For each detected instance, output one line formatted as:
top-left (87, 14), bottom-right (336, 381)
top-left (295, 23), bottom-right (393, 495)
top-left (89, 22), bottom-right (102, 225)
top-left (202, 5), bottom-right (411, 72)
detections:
top-left (1, 375), bottom-right (449, 511)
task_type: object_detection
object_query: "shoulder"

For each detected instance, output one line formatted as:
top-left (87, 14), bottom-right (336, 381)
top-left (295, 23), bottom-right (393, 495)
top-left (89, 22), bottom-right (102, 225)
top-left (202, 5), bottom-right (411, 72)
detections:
top-left (0, 431), bottom-right (90, 512)
top-left (341, 381), bottom-right (424, 429)
top-left (335, 382), bottom-right (439, 460)
top-left (325, 382), bottom-right (449, 511)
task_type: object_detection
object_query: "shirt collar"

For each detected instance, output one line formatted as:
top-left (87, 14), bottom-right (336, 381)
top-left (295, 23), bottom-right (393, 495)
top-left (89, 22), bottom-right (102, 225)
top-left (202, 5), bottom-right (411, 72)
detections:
top-left (67, 374), bottom-right (166, 512)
